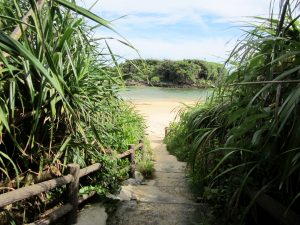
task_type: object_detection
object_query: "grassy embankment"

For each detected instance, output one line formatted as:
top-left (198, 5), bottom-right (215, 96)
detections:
top-left (165, 0), bottom-right (300, 224)
top-left (0, 0), bottom-right (152, 223)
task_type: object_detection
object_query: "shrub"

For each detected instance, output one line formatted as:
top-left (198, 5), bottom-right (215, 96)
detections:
top-left (165, 1), bottom-right (300, 223)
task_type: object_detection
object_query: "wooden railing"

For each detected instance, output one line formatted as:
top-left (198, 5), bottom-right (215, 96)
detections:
top-left (0, 140), bottom-right (144, 225)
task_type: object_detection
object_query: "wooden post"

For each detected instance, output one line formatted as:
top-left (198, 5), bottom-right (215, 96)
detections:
top-left (139, 139), bottom-right (144, 151)
top-left (66, 164), bottom-right (80, 225)
top-left (128, 145), bottom-right (135, 178)
top-left (165, 127), bottom-right (169, 137)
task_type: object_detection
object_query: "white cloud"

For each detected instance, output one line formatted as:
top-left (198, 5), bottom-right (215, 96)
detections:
top-left (77, 0), bottom-right (276, 61)
top-left (79, 0), bottom-right (271, 20)
top-left (101, 36), bottom-right (235, 63)
top-left (111, 13), bottom-right (205, 27)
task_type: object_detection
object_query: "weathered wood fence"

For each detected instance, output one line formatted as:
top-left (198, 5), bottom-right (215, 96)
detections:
top-left (0, 140), bottom-right (144, 225)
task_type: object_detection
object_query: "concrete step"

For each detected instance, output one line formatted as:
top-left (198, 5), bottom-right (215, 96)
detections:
top-left (107, 201), bottom-right (211, 225)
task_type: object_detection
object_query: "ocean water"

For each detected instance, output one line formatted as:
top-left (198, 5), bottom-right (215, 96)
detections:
top-left (119, 86), bottom-right (212, 102)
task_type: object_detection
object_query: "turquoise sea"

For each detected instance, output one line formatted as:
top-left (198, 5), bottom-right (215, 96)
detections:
top-left (119, 86), bottom-right (212, 102)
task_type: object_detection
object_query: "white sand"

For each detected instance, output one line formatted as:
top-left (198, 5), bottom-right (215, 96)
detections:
top-left (131, 99), bottom-right (196, 139)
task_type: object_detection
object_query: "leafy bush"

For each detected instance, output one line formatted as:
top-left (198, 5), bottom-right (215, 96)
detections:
top-left (136, 139), bottom-right (154, 178)
top-left (137, 159), bottom-right (154, 178)
top-left (165, 0), bottom-right (300, 223)
top-left (150, 76), bottom-right (160, 84)
top-left (0, 0), bottom-right (145, 223)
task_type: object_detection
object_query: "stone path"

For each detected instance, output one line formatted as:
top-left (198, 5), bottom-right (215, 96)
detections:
top-left (76, 100), bottom-right (212, 225)
top-left (106, 135), bottom-right (211, 225)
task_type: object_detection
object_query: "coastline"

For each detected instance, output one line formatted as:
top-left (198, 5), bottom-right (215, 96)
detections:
top-left (125, 80), bottom-right (213, 89)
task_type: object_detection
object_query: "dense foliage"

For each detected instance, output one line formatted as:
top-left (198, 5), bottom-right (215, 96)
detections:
top-left (0, 0), bottom-right (145, 223)
top-left (165, 0), bottom-right (300, 224)
top-left (120, 59), bottom-right (226, 87)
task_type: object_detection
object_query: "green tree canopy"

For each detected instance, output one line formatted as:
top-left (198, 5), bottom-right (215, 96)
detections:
top-left (120, 59), bottom-right (226, 87)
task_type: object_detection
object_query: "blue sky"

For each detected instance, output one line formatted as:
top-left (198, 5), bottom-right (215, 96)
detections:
top-left (78, 0), bottom-right (271, 63)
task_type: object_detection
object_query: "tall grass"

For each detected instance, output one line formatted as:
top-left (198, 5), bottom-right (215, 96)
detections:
top-left (0, 0), bottom-right (145, 223)
top-left (165, 0), bottom-right (300, 223)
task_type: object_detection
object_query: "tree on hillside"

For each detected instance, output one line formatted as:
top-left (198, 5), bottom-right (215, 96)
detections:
top-left (120, 59), bottom-right (226, 87)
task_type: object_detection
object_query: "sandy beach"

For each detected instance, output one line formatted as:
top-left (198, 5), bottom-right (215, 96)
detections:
top-left (131, 99), bottom-right (196, 139)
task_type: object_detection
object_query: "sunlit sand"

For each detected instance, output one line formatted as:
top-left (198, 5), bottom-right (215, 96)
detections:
top-left (130, 99), bottom-right (197, 139)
